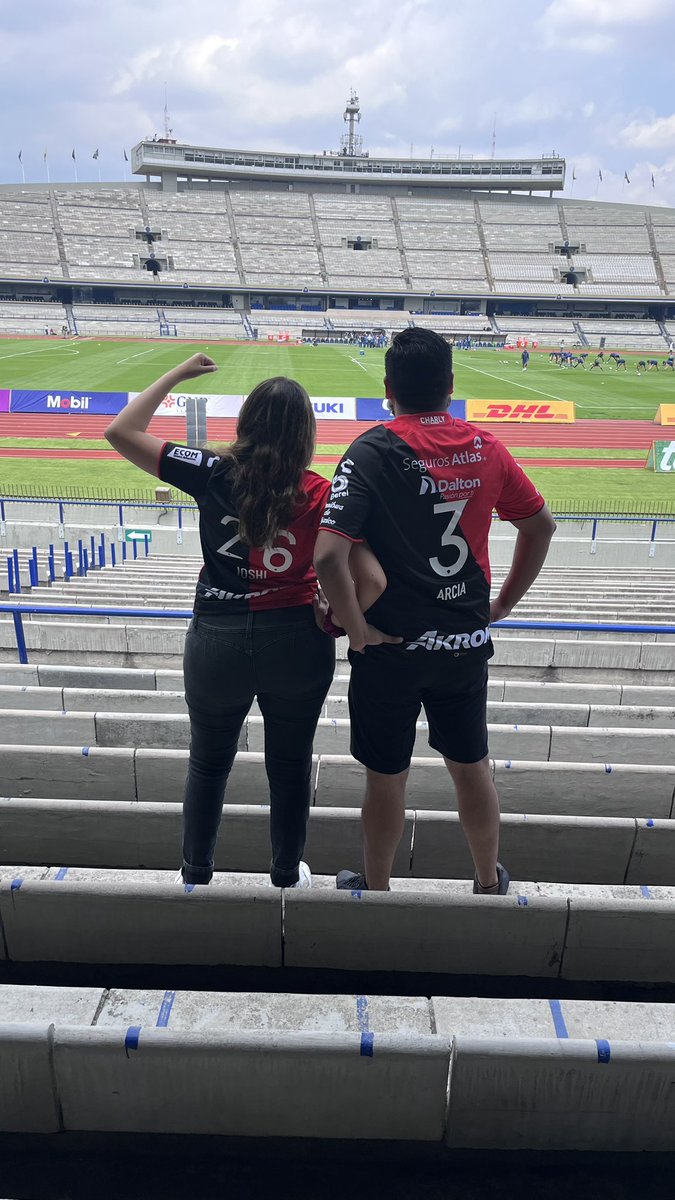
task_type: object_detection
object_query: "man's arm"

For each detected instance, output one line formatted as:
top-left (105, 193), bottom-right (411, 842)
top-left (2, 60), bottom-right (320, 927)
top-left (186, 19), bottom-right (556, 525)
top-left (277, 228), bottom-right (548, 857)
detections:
top-left (490, 505), bottom-right (556, 622)
top-left (314, 531), bottom-right (401, 654)
top-left (105, 354), bottom-right (217, 476)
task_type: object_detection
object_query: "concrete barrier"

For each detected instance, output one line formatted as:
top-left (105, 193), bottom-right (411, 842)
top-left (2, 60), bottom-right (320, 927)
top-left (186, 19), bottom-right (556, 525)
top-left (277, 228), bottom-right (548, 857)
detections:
top-left (411, 811), bottom-right (637, 885)
top-left (52, 1026), bottom-right (450, 1140)
top-left (0, 745), bottom-right (136, 801)
top-left (626, 817), bottom-right (675, 885)
top-left (0, 1025), bottom-right (60, 1132)
top-left (493, 759), bottom-right (675, 819)
top-left (563, 896), bottom-right (675, 982)
top-left (284, 891), bottom-right (568, 977)
top-left (549, 726), bottom-right (673, 766)
top-left (445, 1037), bottom-right (675, 1151)
top-left (0, 878), bottom-right (282, 966)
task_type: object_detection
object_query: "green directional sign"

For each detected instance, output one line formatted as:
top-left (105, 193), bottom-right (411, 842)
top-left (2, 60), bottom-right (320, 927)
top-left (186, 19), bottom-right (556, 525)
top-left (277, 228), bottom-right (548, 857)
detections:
top-left (646, 440), bottom-right (675, 473)
top-left (124, 528), bottom-right (153, 543)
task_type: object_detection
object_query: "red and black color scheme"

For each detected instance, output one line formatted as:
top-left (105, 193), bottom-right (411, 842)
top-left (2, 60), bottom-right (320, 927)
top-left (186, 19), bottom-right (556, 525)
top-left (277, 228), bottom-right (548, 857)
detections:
top-left (319, 411), bottom-right (544, 649)
top-left (159, 442), bottom-right (331, 613)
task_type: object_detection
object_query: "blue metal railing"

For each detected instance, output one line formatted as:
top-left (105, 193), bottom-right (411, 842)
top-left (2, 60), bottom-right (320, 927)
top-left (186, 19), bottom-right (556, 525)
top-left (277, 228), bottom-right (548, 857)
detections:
top-left (2, 603), bottom-right (675, 665)
top-left (4, 531), bottom-right (150, 593)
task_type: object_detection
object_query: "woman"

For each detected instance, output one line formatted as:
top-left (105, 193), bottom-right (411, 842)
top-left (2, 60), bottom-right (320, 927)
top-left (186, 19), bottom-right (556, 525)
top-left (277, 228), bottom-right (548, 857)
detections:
top-left (106, 353), bottom-right (339, 888)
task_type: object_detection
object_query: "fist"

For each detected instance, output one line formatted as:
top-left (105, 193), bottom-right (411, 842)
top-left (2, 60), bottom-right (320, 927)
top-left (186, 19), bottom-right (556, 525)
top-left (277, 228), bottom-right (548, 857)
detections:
top-left (176, 353), bottom-right (218, 380)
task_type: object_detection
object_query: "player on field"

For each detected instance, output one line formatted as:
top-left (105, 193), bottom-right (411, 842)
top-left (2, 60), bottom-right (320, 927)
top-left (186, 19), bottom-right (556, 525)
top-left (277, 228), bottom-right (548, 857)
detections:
top-left (521, 348), bottom-right (530, 371)
top-left (315, 329), bottom-right (556, 895)
top-left (589, 353), bottom-right (605, 370)
top-left (664, 356), bottom-right (675, 371)
top-left (615, 357), bottom-right (627, 370)
top-left (105, 355), bottom-right (379, 891)
top-left (637, 360), bottom-right (647, 374)
top-left (648, 359), bottom-right (660, 371)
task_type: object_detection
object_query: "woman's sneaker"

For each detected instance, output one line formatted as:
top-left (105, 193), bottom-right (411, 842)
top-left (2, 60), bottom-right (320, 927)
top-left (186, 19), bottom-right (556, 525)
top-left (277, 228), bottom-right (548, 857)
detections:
top-left (473, 863), bottom-right (510, 895)
top-left (273, 861), bottom-right (312, 889)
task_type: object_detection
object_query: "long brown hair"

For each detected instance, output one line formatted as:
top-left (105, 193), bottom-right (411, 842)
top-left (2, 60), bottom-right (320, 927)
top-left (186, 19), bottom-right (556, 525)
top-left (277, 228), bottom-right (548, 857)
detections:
top-left (218, 377), bottom-right (315, 547)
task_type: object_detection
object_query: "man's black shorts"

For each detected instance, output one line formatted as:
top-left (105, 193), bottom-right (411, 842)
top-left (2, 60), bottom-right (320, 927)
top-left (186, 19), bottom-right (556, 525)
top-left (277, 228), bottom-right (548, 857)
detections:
top-left (348, 644), bottom-right (490, 774)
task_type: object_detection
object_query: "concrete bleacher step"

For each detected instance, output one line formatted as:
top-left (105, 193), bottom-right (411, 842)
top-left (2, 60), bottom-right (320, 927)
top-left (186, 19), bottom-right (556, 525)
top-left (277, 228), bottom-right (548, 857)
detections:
top-left (2, 747), bottom-right (673, 817)
top-left (0, 798), bottom-right (671, 885)
top-left (0, 869), bottom-right (673, 983)
top-left (1, 706), bottom-right (674, 764)
top-left (0, 982), bottom-right (672, 1149)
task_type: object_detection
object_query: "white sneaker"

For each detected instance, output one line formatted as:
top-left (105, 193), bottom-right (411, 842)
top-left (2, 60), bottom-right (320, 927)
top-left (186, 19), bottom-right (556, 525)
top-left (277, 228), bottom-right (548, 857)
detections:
top-left (280, 861), bottom-right (312, 889)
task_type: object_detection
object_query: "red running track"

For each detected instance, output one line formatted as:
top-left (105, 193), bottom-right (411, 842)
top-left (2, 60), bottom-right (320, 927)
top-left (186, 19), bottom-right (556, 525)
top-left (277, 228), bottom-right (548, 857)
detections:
top-left (0, 413), bottom-right (661, 450)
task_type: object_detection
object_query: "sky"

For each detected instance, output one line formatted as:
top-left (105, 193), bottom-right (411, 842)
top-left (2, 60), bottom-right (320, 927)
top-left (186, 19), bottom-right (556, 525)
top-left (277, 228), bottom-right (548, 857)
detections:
top-left (3, 0), bottom-right (675, 207)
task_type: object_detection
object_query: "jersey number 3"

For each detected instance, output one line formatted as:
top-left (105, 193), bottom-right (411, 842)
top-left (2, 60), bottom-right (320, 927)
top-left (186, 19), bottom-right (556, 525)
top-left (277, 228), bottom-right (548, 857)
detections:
top-left (429, 500), bottom-right (469, 577)
top-left (217, 516), bottom-right (297, 574)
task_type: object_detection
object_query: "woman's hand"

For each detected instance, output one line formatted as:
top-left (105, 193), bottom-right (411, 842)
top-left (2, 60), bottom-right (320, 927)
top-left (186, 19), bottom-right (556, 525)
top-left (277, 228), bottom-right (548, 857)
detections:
top-left (174, 354), bottom-right (218, 381)
top-left (489, 597), bottom-right (512, 624)
top-left (350, 624), bottom-right (403, 654)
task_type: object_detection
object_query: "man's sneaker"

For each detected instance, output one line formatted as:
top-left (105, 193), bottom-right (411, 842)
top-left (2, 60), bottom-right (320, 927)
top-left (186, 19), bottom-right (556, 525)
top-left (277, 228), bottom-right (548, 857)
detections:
top-left (473, 862), bottom-right (510, 896)
top-left (336, 870), bottom-right (368, 890)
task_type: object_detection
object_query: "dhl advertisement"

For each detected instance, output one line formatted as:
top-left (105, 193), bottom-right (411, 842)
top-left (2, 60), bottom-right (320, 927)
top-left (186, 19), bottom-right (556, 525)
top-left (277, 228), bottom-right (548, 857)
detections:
top-left (464, 400), bottom-right (576, 423)
top-left (655, 404), bottom-right (675, 426)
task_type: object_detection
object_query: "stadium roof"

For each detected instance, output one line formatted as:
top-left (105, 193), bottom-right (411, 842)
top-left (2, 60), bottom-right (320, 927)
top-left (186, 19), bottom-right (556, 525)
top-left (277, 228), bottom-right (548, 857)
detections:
top-left (131, 138), bottom-right (566, 194)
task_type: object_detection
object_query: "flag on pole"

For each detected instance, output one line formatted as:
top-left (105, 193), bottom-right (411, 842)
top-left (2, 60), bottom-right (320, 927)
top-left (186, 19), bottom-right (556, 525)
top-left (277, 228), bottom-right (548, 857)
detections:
top-left (598, 168), bottom-right (603, 182)
top-left (93, 149), bottom-right (99, 160)
top-left (71, 148), bottom-right (76, 161)
top-left (123, 149), bottom-right (129, 162)
top-left (43, 150), bottom-right (47, 162)
top-left (624, 171), bottom-right (630, 184)
top-left (18, 150), bottom-right (22, 163)
top-left (652, 173), bottom-right (656, 188)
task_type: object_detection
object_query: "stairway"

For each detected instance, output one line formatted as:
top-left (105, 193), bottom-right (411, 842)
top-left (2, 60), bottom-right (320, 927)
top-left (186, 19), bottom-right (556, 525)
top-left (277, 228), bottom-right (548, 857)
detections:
top-left (390, 197), bottom-right (413, 290)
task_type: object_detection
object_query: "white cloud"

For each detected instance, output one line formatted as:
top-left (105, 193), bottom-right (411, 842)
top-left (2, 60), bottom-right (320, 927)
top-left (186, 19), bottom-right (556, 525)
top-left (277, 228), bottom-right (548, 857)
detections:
top-left (539, 0), bottom-right (671, 50)
top-left (619, 114), bottom-right (675, 151)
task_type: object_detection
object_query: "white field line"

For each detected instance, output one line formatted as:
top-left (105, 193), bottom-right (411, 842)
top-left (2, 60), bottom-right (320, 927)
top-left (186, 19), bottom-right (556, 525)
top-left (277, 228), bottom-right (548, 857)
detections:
top-left (0, 343), bottom-right (82, 362)
top-left (349, 355), bottom-right (369, 373)
top-left (115, 348), bottom-right (158, 365)
top-left (459, 362), bottom-right (571, 405)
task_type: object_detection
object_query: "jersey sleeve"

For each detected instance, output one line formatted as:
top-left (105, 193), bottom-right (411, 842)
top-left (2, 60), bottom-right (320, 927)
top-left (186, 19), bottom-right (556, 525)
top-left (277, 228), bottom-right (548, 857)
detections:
top-left (318, 437), bottom-right (381, 542)
top-left (158, 442), bottom-right (220, 501)
top-left (494, 443), bottom-right (546, 522)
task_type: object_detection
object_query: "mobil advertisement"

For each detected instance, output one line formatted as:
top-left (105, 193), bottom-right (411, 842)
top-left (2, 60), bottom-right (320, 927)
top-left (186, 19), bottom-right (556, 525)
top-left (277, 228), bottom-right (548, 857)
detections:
top-left (0, 389), bottom-right (9, 413)
top-left (465, 400), bottom-right (576, 424)
top-left (356, 397), bottom-right (467, 422)
top-left (10, 390), bottom-right (128, 415)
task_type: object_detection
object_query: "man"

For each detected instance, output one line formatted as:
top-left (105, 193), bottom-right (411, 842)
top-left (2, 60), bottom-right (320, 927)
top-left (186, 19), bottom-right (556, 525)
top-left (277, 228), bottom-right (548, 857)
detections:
top-left (521, 347), bottom-right (530, 371)
top-left (314, 329), bottom-right (556, 896)
top-left (589, 353), bottom-right (604, 371)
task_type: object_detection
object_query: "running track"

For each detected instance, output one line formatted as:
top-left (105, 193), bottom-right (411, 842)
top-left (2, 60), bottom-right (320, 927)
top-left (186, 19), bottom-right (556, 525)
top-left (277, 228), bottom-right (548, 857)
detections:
top-left (0, 414), bottom-right (662, 450)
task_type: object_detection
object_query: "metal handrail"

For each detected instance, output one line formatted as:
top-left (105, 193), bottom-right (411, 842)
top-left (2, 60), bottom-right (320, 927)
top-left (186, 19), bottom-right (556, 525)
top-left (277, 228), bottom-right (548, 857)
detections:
top-left (2, 603), bottom-right (675, 665)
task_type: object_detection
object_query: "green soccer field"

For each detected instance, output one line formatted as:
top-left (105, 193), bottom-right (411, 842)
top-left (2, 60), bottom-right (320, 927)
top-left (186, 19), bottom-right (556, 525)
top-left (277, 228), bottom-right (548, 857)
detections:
top-left (1, 337), bottom-right (674, 512)
top-left (0, 337), bottom-right (673, 418)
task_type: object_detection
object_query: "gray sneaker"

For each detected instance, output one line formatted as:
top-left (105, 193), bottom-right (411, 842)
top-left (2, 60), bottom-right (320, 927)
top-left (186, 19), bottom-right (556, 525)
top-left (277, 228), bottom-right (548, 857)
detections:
top-left (473, 863), bottom-right (510, 895)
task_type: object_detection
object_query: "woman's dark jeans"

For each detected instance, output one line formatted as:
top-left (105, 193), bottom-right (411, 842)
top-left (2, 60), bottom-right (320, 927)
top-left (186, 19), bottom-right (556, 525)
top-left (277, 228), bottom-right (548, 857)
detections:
top-left (181, 606), bottom-right (335, 886)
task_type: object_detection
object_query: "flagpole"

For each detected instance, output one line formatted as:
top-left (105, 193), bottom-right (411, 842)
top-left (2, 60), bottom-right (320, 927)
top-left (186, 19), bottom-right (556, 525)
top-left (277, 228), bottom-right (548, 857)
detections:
top-left (44, 155), bottom-right (50, 184)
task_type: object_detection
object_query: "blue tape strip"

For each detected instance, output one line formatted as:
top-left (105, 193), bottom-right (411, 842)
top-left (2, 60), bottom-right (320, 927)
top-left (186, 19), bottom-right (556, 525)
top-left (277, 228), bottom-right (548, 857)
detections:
top-left (517, 895), bottom-right (528, 906)
top-left (55, 867), bottom-right (69, 881)
top-left (351, 889), bottom-right (363, 899)
top-left (356, 995), bottom-right (370, 1033)
top-left (10, 878), bottom-right (22, 892)
top-left (360, 1031), bottom-right (374, 1057)
top-left (81, 746), bottom-right (90, 757)
top-left (156, 990), bottom-right (176, 1028)
top-left (125, 1026), bottom-right (141, 1056)
top-left (647, 819), bottom-right (655, 828)
top-left (641, 885), bottom-right (652, 899)
top-left (604, 764), bottom-right (613, 774)
top-left (549, 999), bottom-right (569, 1039)
top-left (597, 1039), bottom-right (611, 1064)
top-left (504, 760), bottom-right (512, 769)
top-left (184, 883), bottom-right (196, 894)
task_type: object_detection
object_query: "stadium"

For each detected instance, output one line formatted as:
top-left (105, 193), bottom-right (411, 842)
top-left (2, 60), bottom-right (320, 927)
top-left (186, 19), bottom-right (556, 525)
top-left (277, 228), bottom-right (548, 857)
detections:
top-left (1, 88), bottom-right (675, 1193)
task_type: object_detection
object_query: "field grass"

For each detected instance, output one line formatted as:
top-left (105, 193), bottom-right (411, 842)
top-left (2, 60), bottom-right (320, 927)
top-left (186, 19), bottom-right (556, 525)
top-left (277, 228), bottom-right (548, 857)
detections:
top-left (1, 337), bottom-right (674, 512)
top-left (0, 337), bottom-right (674, 419)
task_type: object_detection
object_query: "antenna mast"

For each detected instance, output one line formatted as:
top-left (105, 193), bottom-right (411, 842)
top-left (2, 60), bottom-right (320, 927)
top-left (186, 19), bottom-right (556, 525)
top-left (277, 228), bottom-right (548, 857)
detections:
top-left (340, 91), bottom-right (365, 157)
top-left (163, 82), bottom-right (173, 141)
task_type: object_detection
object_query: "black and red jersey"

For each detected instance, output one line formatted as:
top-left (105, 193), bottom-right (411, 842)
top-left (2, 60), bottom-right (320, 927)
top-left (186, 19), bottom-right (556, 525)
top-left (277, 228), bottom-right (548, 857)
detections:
top-left (159, 442), bottom-right (331, 613)
top-left (319, 412), bottom-right (544, 650)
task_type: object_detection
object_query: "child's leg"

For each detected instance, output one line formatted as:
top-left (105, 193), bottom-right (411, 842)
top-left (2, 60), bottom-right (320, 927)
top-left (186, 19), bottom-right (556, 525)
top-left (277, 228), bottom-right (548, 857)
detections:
top-left (349, 541), bottom-right (387, 612)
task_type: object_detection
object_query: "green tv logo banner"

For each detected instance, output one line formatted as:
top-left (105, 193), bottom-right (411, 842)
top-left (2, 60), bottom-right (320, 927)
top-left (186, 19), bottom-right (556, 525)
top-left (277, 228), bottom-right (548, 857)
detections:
top-left (646, 441), bottom-right (675, 472)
